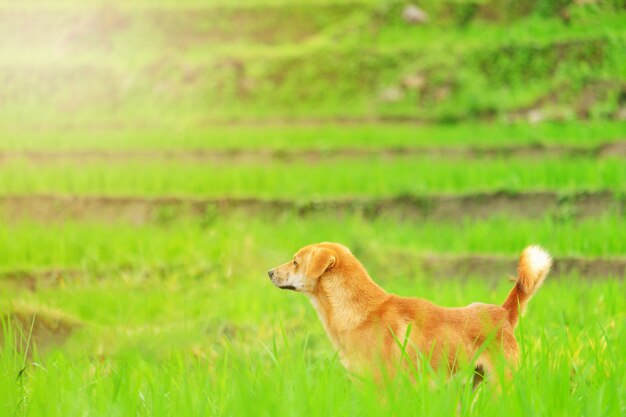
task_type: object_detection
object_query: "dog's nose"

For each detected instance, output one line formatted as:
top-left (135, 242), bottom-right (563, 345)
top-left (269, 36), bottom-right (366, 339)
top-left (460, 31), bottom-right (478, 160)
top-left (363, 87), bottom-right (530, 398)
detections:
top-left (268, 270), bottom-right (274, 279)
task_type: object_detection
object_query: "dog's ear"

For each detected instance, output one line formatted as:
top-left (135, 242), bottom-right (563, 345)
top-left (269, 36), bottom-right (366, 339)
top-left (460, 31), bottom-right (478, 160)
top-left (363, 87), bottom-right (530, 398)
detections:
top-left (305, 248), bottom-right (336, 279)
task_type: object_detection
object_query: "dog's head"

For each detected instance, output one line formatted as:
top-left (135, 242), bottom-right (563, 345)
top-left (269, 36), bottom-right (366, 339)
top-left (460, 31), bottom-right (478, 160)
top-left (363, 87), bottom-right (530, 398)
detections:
top-left (268, 242), bottom-right (351, 293)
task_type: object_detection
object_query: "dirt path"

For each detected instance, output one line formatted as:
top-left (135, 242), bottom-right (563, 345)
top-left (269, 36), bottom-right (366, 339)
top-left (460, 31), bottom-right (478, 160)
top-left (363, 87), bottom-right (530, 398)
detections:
top-left (0, 142), bottom-right (624, 164)
top-left (0, 192), bottom-right (621, 224)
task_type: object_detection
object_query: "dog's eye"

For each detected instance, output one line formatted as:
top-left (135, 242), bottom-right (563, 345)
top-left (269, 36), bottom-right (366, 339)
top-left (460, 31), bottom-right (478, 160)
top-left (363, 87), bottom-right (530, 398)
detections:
top-left (293, 260), bottom-right (298, 266)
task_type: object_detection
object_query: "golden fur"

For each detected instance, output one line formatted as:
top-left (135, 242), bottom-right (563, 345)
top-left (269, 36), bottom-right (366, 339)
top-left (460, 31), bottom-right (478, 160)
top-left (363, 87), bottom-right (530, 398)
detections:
top-left (268, 243), bottom-right (551, 383)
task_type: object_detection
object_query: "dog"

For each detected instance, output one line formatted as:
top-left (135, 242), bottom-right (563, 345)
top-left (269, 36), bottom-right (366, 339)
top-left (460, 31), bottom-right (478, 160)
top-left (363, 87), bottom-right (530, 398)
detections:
top-left (268, 242), bottom-right (551, 383)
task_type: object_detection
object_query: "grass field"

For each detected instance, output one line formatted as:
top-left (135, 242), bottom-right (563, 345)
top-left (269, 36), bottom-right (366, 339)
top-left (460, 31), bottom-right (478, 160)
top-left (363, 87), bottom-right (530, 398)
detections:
top-left (2, 215), bottom-right (626, 272)
top-left (1, 0), bottom-right (625, 416)
top-left (1, 278), bottom-right (624, 416)
top-left (2, 156), bottom-right (625, 196)
top-left (1, 121), bottom-right (625, 150)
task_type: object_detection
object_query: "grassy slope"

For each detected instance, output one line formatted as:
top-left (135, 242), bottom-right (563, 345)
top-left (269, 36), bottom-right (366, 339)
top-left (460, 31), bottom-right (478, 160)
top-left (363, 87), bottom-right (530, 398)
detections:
top-left (0, 3), bottom-right (624, 125)
top-left (1, 1), bottom-right (625, 416)
top-left (1, 156), bottom-right (624, 196)
top-left (1, 215), bottom-right (625, 272)
top-left (1, 121), bottom-right (625, 150)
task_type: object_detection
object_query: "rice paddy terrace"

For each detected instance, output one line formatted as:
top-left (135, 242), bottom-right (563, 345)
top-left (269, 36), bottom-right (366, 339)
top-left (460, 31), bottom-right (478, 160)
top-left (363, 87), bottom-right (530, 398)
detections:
top-left (0, 1), bottom-right (624, 416)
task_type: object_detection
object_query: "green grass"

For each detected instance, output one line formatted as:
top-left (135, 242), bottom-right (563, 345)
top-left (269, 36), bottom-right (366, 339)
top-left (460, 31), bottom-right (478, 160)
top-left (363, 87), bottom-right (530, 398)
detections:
top-left (1, 156), bottom-right (624, 197)
top-left (1, 121), bottom-right (624, 150)
top-left (1, 275), bottom-right (624, 416)
top-left (371, 10), bottom-right (626, 48)
top-left (1, 214), bottom-right (625, 273)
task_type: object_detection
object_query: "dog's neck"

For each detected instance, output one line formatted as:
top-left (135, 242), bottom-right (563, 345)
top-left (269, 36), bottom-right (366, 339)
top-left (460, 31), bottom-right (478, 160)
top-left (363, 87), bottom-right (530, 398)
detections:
top-left (307, 261), bottom-right (387, 353)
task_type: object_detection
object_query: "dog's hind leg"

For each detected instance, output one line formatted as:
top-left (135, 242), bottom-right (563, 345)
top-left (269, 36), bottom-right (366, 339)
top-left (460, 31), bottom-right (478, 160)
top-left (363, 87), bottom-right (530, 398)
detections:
top-left (472, 364), bottom-right (485, 390)
top-left (474, 354), bottom-right (502, 389)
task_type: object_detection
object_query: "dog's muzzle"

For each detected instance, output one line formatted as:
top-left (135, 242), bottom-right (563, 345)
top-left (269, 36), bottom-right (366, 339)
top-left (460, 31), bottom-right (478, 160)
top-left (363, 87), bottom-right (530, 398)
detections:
top-left (268, 269), bottom-right (297, 290)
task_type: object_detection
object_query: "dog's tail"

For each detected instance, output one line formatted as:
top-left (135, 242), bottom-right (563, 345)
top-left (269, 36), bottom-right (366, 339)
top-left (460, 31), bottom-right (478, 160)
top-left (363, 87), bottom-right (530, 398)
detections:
top-left (502, 245), bottom-right (552, 327)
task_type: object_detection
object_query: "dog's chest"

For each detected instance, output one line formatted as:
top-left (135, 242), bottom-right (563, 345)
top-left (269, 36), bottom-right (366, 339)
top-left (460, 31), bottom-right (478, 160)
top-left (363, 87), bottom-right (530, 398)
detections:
top-left (308, 297), bottom-right (347, 353)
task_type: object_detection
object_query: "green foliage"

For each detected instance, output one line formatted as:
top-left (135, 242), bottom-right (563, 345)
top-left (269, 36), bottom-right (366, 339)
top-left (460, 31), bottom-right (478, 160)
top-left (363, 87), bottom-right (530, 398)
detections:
top-left (534, 0), bottom-right (573, 17)
top-left (0, 2), bottom-right (624, 125)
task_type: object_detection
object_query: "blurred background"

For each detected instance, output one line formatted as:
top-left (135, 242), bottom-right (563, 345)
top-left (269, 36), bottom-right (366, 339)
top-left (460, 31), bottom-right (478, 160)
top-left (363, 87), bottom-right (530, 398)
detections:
top-left (1, 0), bottom-right (626, 128)
top-left (0, 0), bottom-right (624, 415)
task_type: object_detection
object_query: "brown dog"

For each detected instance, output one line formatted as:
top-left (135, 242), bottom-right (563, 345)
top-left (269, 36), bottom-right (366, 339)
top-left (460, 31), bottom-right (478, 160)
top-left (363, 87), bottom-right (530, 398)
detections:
top-left (268, 242), bottom-right (551, 383)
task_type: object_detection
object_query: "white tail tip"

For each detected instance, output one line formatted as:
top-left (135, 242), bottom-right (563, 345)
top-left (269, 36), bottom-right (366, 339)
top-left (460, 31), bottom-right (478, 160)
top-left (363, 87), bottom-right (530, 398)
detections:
top-left (524, 245), bottom-right (552, 273)
top-left (519, 245), bottom-right (552, 292)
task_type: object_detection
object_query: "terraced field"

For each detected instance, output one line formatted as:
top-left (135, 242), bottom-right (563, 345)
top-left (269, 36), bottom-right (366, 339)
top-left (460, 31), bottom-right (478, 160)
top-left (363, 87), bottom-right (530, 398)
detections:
top-left (1, 1), bottom-right (625, 416)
